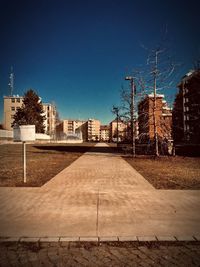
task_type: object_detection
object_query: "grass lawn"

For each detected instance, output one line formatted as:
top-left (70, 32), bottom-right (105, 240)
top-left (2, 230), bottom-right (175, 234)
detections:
top-left (0, 142), bottom-right (96, 187)
top-left (125, 155), bottom-right (200, 189)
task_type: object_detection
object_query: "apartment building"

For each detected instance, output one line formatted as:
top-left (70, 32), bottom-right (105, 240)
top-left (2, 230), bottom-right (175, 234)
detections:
top-left (42, 103), bottom-right (57, 135)
top-left (174, 69), bottom-right (200, 143)
top-left (56, 119), bottom-right (87, 140)
top-left (138, 93), bottom-right (172, 142)
top-left (109, 120), bottom-right (127, 142)
top-left (3, 95), bottom-right (56, 135)
top-left (87, 119), bottom-right (100, 141)
top-left (3, 95), bottom-right (24, 131)
top-left (100, 125), bottom-right (110, 141)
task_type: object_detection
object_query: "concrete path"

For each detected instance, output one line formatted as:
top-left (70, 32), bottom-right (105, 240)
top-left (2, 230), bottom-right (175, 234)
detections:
top-left (0, 143), bottom-right (200, 240)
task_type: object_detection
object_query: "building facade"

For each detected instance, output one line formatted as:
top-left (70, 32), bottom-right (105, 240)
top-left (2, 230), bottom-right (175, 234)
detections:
top-left (109, 120), bottom-right (127, 142)
top-left (56, 119), bottom-right (87, 140)
top-left (87, 119), bottom-right (100, 141)
top-left (173, 69), bottom-right (200, 143)
top-left (138, 93), bottom-right (172, 142)
top-left (3, 95), bottom-right (24, 131)
top-left (42, 103), bottom-right (57, 136)
top-left (100, 125), bottom-right (110, 141)
top-left (3, 95), bottom-right (56, 135)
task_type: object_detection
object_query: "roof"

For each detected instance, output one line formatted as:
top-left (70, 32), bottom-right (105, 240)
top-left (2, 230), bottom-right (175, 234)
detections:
top-left (148, 93), bottom-right (164, 98)
top-left (178, 69), bottom-right (200, 86)
top-left (100, 125), bottom-right (109, 130)
top-left (4, 95), bottom-right (23, 99)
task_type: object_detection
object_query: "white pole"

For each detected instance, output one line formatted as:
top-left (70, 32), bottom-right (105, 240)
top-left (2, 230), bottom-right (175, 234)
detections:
top-left (153, 50), bottom-right (159, 156)
top-left (23, 141), bottom-right (26, 183)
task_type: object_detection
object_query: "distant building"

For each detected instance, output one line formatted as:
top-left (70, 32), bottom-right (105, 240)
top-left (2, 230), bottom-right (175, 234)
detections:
top-left (100, 125), bottom-right (110, 141)
top-left (56, 119), bottom-right (87, 140)
top-left (42, 103), bottom-right (57, 136)
top-left (56, 118), bottom-right (101, 141)
top-left (173, 69), bottom-right (200, 144)
top-left (87, 119), bottom-right (101, 141)
top-left (3, 95), bottom-right (24, 131)
top-left (109, 120), bottom-right (127, 142)
top-left (138, 93), bottom-right (172, 142)
top-left (3, 95), bottom-right (56, 135)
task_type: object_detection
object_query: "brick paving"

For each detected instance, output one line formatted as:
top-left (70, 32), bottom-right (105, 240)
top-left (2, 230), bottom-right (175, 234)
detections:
top-left (0, 241), bottom-right (200, 267)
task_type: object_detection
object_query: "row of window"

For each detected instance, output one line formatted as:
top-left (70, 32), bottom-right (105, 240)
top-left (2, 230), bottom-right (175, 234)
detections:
top-left (11, 106), bottom-right (20, 111)
top-left (183, 88), bottom-right (189, 95)
top-left (184, 106), bottom-right (189, 112)
top-left (183, 97), bottom-right (189, 103)
top-left (11, 98), bottom-right (21, 103)
top-left (184, 115), bottom-right (190, 121)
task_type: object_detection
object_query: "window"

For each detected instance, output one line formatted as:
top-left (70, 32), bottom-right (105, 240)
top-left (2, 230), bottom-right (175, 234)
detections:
top-left (11, 98), bottom-right (15, 103)
top-left (11, 107), bottom-right (15, 111)
top-left (17, 98), bottom-right (20, 103)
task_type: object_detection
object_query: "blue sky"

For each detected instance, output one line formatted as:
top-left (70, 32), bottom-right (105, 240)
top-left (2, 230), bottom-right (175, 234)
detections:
top-left (0, 0), bottom-right (200, 124)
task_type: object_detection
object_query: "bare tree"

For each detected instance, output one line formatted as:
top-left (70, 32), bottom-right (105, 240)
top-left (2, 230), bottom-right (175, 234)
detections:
top-left (114, 30), bottom-right (179, 156)
top-left (138, 38), bottom-right (179, 155)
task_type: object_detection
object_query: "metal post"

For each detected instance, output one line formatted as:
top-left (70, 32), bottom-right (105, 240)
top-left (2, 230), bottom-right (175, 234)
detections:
top-left (23, 141), bottom-right (26, 183)
top-left (112, 106), bottom-right (119, 144)
top-left (116, 108), bottom-right (119, 144)
top-left (130, 79), bottom-right (135, 157)
top-left (153, 51), bottom-right (159, 156)
top-left (125, 76), bottom-right (136, 157)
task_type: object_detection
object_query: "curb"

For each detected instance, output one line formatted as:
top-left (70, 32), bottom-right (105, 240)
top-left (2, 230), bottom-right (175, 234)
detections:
top-left (0, 235), bottom-right (199, 243)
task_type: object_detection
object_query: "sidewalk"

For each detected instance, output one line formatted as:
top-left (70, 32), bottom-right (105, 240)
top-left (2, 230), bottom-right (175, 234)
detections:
top-left (0, 143), bottom-right (200, 240)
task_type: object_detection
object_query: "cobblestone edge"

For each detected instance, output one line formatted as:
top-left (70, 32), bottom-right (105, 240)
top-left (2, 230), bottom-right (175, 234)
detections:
top-left (0, 235), bottom-right (199, 243)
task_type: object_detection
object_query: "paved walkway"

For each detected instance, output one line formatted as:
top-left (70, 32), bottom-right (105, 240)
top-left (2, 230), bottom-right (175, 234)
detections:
top-left (0, 143), bottom-right (200, 240)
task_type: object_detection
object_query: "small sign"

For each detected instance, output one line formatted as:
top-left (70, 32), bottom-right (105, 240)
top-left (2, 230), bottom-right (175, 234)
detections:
top-left (13, 125), bottom-right (36, 142)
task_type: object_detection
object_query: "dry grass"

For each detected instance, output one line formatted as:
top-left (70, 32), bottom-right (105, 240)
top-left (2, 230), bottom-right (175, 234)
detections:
top-left (0, 143), bottom-right (95, 187)
top-left (1, 142), bottom-right (200, 189)
top-left (125, 155), bottom-right (200, 189)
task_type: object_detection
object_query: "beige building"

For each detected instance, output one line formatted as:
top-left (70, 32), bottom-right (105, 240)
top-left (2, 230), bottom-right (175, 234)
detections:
top-left (109, 120), bottom-right (127, 142)
top-left (42, 103), bottom-right (57, 136)
top-left (3, 95), bottom-right (56, 135)
top-left (3, 95), bottom-right (24, 131)
top-left (87, 119), bottom-right (101, 141)
top-left (56, 119), bottom-right (87, 140)
top-left (100, 125), bottom-right (110, 141)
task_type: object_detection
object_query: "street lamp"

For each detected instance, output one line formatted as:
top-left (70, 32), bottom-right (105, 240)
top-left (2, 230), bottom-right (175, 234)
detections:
top-left (125, 76), bottom-right (136, 157)
top-left (112, 106), bottom-right (120, 144)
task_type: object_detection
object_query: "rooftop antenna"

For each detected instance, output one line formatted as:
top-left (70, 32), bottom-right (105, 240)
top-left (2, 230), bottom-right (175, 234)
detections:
top-left (8, 66), bottom-right (14, 96)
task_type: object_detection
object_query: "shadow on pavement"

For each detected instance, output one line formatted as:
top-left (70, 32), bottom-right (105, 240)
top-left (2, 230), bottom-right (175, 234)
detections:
top-left (33, 144), bottom-right (120, 154)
